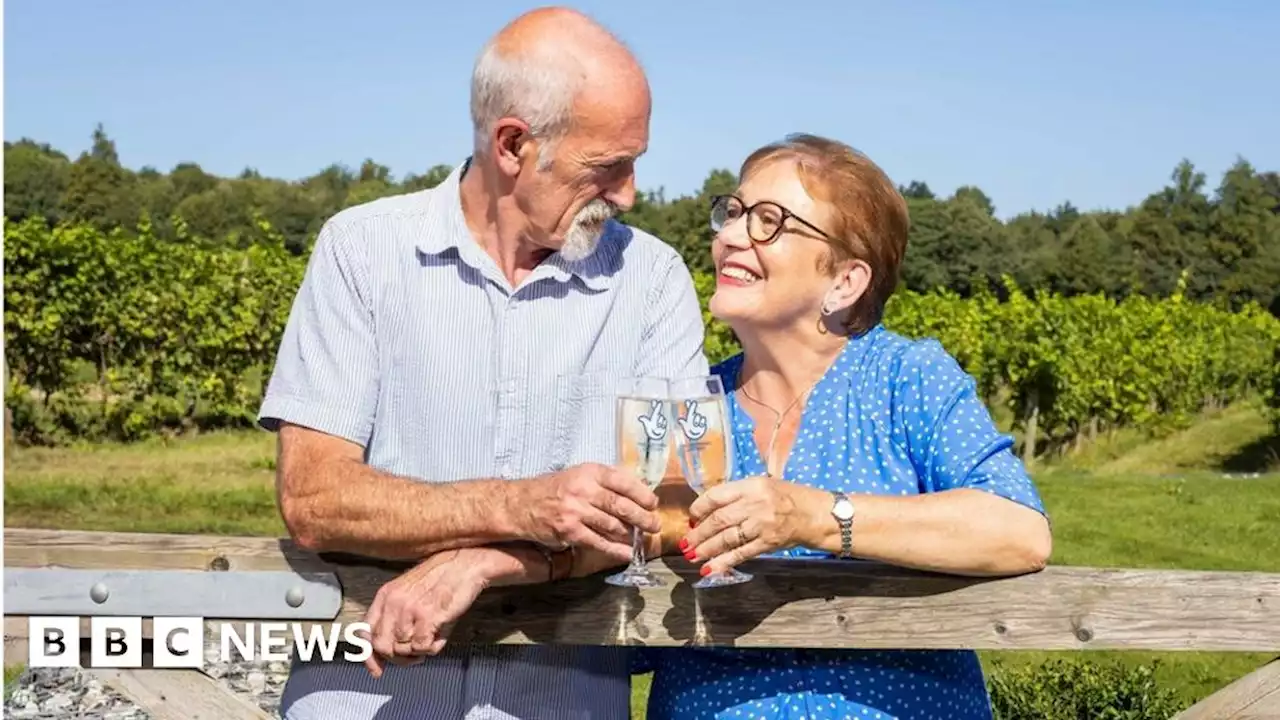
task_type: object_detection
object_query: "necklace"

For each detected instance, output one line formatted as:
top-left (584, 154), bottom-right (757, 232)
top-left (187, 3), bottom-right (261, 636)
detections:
top-left (737, 377), bottom-right (820, 478)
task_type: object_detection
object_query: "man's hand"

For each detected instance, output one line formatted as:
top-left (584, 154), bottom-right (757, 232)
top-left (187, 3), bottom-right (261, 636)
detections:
top-left (519, 463), bottom-right (661, 561)
top-left (361, 549), bottom-right (498, 678)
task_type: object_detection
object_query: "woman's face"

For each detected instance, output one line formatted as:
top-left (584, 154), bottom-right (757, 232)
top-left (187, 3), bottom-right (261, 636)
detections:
top-left (708, 159), bottom-right (840, 333)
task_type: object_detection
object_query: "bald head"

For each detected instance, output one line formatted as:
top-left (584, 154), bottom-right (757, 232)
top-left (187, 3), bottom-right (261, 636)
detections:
top-left (469, 7), bottom-right (648, 163)
top-left (490, 7), bottom-right (643, 79)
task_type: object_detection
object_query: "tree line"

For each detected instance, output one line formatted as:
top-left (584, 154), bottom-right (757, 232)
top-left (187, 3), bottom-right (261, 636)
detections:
top-left (6, 125), bottom-right (1280, 315)
top-left (4, 126), bottom-right (1279, 446)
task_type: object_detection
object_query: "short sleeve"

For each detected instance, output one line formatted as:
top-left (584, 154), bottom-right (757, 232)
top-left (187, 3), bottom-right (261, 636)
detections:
top-left (257, 219), bottom-right (380, 447)
top-left (632, 251), bottom-right (710, 380)
top-left (893, 340), bottom-right (1047, 517)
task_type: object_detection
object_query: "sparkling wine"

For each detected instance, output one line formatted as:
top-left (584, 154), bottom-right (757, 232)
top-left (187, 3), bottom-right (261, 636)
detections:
top-left (616, 395), bottom-right (672, 488)
top-left (671, 395), bottom-right (732, 494)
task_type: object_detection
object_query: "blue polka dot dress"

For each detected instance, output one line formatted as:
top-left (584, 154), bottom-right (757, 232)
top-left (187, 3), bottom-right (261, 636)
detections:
top-left (636, 325), bottom-right (1049, 720)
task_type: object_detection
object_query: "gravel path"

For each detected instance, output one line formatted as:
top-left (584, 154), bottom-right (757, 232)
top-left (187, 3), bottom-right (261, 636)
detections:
top-left (4, 645), bottom-right (290, 719)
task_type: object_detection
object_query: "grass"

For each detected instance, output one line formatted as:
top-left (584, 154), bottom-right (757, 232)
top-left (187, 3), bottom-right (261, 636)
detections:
top-left (4, 403), bottom-right (1279, 716)
top-left (4, 430), bottom-right (284, 536)
top-left (4, 665), bottom-right (23, 702)
top-left (1047, 401), bottom-right (1280, 477)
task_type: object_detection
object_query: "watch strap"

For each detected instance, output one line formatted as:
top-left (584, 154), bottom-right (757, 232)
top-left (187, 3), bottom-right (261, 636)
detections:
top-left (535, 544), bottom-right (575, 582)
top-left (832, 491), bottom-right (854, 559)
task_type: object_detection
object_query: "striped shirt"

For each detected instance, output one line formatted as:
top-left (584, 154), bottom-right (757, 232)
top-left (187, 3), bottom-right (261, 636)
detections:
top-left (257, 158), bottom-right (709, 720)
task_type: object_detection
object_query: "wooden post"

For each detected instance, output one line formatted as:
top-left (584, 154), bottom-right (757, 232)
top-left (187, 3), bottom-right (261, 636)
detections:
top-left (5, 528), bottom-right (1280, 718)
top-left (87, 669), bottom-right (274, 720)
top-left (5, 528), bottom-right (1279, 653)
top-left (1172, 657), bottom-right (1280, 719)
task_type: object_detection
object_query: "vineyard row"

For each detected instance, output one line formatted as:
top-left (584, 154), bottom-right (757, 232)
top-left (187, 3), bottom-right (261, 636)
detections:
top-left (5, 219), bottom-right (1279, 449)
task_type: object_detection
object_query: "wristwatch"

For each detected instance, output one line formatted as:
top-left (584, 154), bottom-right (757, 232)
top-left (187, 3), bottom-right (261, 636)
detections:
top-left (830, 491), bottom-right (855, 558)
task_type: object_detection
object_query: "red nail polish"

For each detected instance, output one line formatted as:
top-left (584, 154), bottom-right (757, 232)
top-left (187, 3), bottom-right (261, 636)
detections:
top-left (678, 538), bottom-right (689, 551)
top-left (700, 565), bottom-right (712, 577)
top-left (688, 518), bottom-right (697, 529)
top-left (683, 549), bottom-right (696, 561)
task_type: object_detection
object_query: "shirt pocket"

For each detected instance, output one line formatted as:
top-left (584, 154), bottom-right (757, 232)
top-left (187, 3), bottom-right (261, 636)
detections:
top-left (548, 369), bottom-right (625, 469)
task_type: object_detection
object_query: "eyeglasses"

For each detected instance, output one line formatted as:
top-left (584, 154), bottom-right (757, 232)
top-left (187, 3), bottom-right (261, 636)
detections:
top-left (709, 194), bottom-right (834, 245)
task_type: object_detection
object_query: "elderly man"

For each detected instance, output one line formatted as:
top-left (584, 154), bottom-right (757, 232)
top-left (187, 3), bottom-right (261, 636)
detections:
top-left (257, 7), bottom-right (707, 720)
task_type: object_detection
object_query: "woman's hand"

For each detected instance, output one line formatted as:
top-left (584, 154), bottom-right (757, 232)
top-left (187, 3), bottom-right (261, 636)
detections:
top-left (680, 475), bottom-right (818, 575)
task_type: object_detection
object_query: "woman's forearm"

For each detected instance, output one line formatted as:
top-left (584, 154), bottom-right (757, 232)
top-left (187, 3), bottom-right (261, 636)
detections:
top-left (792, 486), bottom-right (1052, 577)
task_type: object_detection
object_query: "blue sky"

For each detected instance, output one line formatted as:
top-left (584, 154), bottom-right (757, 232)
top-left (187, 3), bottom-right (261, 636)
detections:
top-left (5, 0), bottom-right (1277, 219)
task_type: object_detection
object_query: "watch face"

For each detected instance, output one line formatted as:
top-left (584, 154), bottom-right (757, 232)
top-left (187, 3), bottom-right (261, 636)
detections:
top-left (833, 498), bottom-right (854, 521)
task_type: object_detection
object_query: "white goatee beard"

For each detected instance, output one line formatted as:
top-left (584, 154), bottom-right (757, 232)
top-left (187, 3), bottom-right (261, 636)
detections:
top-left (558, 199), bottom-right (616, 262)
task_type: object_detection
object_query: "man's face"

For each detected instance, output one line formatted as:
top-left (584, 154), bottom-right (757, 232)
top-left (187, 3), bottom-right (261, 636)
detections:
top-left (514, 90), bottom-right (649, 261)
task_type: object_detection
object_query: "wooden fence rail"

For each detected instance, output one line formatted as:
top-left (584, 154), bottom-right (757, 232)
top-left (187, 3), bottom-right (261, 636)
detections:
top-left (5, 527), bottom-right (1279, 718)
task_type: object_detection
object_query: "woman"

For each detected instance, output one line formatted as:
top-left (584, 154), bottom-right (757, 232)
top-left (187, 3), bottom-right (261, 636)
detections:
top-left (635, 133), bottom-right (1053, 720)
top-left (358, 133), bottom-right (1051, 718)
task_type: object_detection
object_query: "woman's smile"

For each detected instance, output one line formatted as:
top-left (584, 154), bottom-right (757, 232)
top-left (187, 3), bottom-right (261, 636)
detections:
top-left (717, 260), bottom-right (763, 287)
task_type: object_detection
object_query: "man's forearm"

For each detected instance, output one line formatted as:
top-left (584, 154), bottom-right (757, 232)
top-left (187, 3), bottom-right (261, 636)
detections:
top-left (280, 456), bottom-right (531, 560)
top-left (480, 543), bottom-right (630, 586)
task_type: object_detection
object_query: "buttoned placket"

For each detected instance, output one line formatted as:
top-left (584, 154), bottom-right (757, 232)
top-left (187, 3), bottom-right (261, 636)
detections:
top-left (467, 291), bottom-right (522, 712)
top-left (492, 294), bottom-right (524, 480)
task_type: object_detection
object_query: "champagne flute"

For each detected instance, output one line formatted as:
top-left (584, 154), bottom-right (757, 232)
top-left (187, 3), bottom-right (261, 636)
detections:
top-left (669, 375), bottom-right (753, 589)
top-left (605, 376), bottom-right (672, 589)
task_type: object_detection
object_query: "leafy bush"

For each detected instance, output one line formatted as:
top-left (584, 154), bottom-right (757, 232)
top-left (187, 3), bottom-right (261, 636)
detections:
top-left (697, 271), bottom-right (1280, 459)
top-left (5, 218), bottom-right (1279, 447)
top-left (883, 276), bottom-right (1280, 457)
top-left (4, 217), bottom-right (301, 443)
top-left (1267, 343), bottom-right (1280, 433)
top-left (987, 658), bottom-right (1186, 720)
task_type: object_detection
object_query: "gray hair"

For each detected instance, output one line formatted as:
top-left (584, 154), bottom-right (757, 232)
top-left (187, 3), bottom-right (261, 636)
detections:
top-left (469, 39), bottom-right (582, 169)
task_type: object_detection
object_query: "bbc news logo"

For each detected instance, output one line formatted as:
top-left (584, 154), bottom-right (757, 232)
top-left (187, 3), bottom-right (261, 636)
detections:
top-left (29, 617), bottom-right (374, 668)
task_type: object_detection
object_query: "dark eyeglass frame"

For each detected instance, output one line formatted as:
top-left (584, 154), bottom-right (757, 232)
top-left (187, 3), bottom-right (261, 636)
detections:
top-left (709, 193), bottom-right (834, 245)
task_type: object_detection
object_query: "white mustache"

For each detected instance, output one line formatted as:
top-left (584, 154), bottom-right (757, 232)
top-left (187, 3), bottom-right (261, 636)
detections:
top-left (577, 199), bottom-right (616, 224)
